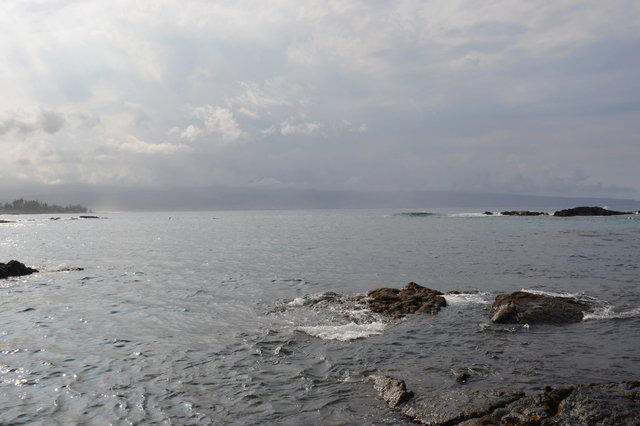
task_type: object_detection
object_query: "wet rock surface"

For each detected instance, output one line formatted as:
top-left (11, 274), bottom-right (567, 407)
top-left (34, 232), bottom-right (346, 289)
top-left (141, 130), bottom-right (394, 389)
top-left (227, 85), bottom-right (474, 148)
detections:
top-left (491, 291), bottom-right (590, 324)
top-left (370, 378), bottom-right (640, 425)
top-left (366, 282), bottom-right (446, 318)
top-left (401, 389), bottom-right (524, 425)
top-left (0, 260), bottom-right (38, 279)
top-left (369, 376), bottom-right (414, 408)
top-left (553, 206), bottom-right (634, 217)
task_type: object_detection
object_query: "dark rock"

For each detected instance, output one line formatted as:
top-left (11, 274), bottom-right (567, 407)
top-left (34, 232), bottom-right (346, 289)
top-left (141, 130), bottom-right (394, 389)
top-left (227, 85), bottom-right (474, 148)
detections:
top-left (400, 389), bottom-right (525, 425)
top-left (370, 375), bottom-right (414, 408)
top-left (79, 215), bottom-right (100, 219)
top-left (499, 382), bottom-right (640, 426)
top-left (0, 260), bottom-right (38, 279)
top-left (0, 219), bottom-right (15, 223)
top-left (501, 211), bottom-right (549, 216)
top-left (372, 378), bottom-right (640, 426)
top-left (455, 372), bottom-right (471, 384)
top-left (367, 282), bottom-right (446, 318)
top-left (550, 382), bottom-right (640, 426)
top-left (553, 206), bottom-right (634, 217)
top-left (483, 211), bottom-right (493, 215)
top-left (491, 291), bottom-right (590, 324)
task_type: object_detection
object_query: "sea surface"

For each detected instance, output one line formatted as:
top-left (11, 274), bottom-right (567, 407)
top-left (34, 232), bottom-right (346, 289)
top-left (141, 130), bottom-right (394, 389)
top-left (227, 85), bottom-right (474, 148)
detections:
top-left (1, 209), bottom-right (639, 424)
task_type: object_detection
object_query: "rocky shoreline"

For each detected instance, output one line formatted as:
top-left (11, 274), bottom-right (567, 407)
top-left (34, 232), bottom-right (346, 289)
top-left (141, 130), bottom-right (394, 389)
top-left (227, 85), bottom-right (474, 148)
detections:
top-left (308, 282), bottom-right (637, 424)
top-left (370, 376), bottom-right (640, 425)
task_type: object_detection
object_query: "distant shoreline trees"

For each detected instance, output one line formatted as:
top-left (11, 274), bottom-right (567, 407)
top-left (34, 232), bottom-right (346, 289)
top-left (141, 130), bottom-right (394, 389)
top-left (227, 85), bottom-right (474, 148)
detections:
top-left (0, 199), bottom-right (90, 214)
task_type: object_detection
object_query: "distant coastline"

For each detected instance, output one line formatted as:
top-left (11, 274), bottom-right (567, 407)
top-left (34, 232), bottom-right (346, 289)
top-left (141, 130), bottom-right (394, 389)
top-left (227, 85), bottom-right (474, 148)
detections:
top-left (0, 198), bottom-right (90, 214)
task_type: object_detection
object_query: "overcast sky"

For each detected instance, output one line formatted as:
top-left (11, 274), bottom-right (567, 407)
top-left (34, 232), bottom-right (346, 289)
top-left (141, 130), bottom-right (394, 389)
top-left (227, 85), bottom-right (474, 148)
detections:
top-left (1, 1), bottom-right (639, 198)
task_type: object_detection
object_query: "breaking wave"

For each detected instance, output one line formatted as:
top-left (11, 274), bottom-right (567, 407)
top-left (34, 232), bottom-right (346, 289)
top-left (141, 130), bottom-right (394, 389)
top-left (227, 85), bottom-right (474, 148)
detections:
top-left (271, 292), bottom-right (388, 341)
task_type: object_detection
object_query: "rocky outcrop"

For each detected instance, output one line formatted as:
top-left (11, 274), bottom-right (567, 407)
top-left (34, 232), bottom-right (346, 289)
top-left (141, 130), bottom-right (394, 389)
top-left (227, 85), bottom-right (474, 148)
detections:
top-left (366, 282), bottom-right (446, 318)
top-left (402, 389), bottom-right (524, 425)
top-left (491, 291), bottom-right (590, 324)
top-left (369, 376), bottom-right (414, 408)
top-left (370, 378), bottom-right (640, 425)
top-left (0, 260), bottom-right (38, 279)
top-left (553, 206), bottom-right (634, 217)
top-left (501, 211), bottom-right (548, 216)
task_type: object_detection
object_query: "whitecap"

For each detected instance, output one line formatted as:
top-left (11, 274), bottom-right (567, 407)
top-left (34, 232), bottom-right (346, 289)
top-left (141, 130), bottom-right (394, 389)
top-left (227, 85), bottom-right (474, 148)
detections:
top-left (444, 293), bottom-right (491, 306)
top-left (296, 321), bottom-right (386, 341)
top-left (583, 306), bottom-right (640, 321)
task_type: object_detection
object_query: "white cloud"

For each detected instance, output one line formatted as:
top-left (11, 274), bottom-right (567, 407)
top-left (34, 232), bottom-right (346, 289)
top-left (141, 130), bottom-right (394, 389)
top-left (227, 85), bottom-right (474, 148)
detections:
top-left (0, 1), bottom-right (638, 197)
top-left (280, 119), bottom-right (321, 136)
top-left (191, 105), bottom-right (245, 141)
top-left (115, 135), bottom-right (192, 155)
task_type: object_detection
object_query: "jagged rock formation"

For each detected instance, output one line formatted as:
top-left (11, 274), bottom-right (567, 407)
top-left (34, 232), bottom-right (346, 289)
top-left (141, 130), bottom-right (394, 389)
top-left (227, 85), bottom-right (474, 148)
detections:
top-left (369, 376), bottom-right (414, 408)
top-left (366, 282), bottom-right (447, 318)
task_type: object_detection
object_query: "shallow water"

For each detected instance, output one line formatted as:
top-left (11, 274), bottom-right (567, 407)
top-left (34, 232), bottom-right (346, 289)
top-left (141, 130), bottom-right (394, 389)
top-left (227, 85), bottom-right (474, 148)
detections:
top-left (1, 210), bottom-right (639, 424)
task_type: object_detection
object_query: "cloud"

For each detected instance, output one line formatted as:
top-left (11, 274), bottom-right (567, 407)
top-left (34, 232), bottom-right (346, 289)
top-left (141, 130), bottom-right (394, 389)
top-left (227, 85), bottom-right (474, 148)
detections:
top-left (279, 118), bottom-right (321, 136)
top-left (0, 1), bottom-right (638, 198)
top-left (190, 105), bottom-right (245, 142)
top-left (115, 136), bottom-right (192, 155)
top-left (0, 109), bottom-right (66, 136)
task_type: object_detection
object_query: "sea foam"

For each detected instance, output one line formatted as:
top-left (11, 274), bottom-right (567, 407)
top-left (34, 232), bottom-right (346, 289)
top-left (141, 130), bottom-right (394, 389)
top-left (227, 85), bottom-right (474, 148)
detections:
top-left (297, 322), bottom-right (386, 341)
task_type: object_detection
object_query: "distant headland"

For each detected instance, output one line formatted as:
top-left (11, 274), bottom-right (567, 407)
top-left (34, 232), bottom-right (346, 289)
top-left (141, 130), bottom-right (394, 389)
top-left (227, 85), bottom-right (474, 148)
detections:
top-left (0, 199), bottom-right (90, 214)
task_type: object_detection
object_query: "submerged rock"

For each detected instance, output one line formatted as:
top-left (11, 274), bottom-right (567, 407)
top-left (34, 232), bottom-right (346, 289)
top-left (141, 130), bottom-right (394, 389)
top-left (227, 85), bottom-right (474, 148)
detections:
top-left (501, 210), bottom-right (549, 216)
top-left (370, 376), bottom-right (414, 408)
top-left (0, 260), bottom-right (38, 279)
top-left (553, 206), bottom-right (634, 217)
top-left (491, 291), bottom-right (590, 324)
top-left (367, 282), bottom-right (446, 318)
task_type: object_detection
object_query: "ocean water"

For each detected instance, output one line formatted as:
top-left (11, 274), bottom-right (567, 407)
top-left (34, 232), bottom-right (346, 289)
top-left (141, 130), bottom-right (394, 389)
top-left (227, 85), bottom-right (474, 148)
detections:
top-left (1, 209), bottom-right (639, 424)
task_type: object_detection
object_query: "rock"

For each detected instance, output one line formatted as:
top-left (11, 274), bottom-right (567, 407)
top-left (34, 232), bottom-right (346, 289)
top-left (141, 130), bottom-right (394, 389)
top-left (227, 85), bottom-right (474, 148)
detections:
top-left (550, 382), bottom-right (640, 426)
top-left (455, 371), bottom-right (471, 384)
top-left (79, 215), bottom-right (100, 219)
top-left (499, 382), bottom-right (640, 426)
top-left (483, 211), bottom-right (493, 215)
top-left (371, 378), bottom-right (640, 426)
top-left (367, 282), bottom-right (446, 318)
top-left (0, 260), bottom-right (38, 279)
top-left (370, 375), bottom-right (414, 408)
top-left (0, 219), bottom-right (15, 223)
top-left (491, 291), bottom-right (590, 324)
top-left (400, 389), bottom-right (525, 425)
top-left (501, 211), bottom-right (549, 216)
top-left (553, 206), bottom-right (634, 217)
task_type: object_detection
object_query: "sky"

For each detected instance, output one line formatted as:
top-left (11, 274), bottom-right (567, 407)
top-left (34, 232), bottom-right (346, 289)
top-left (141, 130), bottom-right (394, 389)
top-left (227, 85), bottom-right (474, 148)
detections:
top-left (1, 0), bottom-right (639, 199)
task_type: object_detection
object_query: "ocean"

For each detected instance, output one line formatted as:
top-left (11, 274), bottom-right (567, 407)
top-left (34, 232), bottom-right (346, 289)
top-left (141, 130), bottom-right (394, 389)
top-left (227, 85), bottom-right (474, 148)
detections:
top-left (1, 209), bottom-right (639, 424)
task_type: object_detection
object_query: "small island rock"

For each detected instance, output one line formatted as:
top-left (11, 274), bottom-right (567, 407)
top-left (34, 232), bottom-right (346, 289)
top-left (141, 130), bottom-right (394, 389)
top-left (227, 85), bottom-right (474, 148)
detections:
top-left (501, 211), bottom-right (548, 216)
top-left (491, 291), bottom-right (590, 324)
top-left (0, 260), bottom-right (38, 279)
top-left (553, 206), bottom-right (633, 217)
top-left (367, 282), bottom-right (446, 318)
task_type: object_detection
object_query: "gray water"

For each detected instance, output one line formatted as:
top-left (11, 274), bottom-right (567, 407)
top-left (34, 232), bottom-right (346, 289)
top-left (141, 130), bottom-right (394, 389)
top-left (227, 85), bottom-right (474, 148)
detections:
top-left (1, 209), bottom-right (639, 424)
